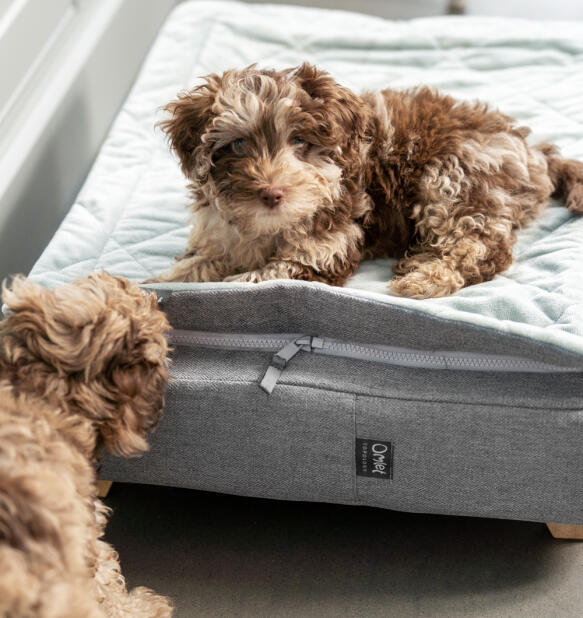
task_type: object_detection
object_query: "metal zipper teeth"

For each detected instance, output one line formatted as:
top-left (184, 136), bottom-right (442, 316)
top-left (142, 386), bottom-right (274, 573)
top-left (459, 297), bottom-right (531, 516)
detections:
top-left (170, 329), bottom-right (581, 374)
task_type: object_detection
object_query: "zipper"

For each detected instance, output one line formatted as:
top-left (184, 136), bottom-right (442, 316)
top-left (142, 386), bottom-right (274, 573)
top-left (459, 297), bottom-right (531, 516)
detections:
top-left (169, 330), bottom-right (583, 394)
top-left (258, 336), bottom-right (324, 393)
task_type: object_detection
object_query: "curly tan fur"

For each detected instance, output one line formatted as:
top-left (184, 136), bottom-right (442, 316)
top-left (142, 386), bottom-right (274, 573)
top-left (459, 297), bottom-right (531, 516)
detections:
top-left (0, 273), bottom-right (173, 617)
top-left (150, 63), bottom-right (583, 298)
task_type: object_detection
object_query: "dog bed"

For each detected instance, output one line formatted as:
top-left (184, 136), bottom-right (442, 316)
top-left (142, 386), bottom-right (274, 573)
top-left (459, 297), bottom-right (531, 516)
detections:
top-left (26, 1), bottom-right (583, 524)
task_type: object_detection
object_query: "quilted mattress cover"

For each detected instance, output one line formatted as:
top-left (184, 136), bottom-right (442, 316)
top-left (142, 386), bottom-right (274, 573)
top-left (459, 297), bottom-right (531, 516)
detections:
top-left (27, 1), bottom-right (583, 522)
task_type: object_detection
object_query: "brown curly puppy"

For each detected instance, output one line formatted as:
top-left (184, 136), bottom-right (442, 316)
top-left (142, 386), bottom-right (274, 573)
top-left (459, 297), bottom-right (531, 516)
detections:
top-left (0, 273), bottom-right (173, 617)
top-left (151, 63), bottom-right (583, 298)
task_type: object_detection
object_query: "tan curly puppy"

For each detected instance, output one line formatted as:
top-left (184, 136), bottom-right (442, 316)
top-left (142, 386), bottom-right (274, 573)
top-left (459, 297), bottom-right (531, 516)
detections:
top-left (151, 63), bottom-right (583, 298)
top-left (0, 273), bottom-right (173, 617)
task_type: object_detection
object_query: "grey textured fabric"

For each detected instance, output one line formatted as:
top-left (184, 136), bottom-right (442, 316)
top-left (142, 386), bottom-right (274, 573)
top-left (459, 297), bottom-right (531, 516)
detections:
top-left (156, 287), bottom-right (583, 368)
top-left (101, 336), bottom-right (583, 524)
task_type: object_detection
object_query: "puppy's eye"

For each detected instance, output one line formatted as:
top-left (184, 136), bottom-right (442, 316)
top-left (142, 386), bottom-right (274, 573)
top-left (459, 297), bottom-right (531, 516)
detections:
top-left (232, 138), bottom-right (245, 154)
top-left (292, 136), bottom-right (305, 145)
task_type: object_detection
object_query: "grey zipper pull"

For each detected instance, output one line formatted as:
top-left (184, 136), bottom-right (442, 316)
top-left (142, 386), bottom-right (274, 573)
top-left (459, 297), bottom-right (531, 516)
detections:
top-left (260, 335), bottom-right (323, 394)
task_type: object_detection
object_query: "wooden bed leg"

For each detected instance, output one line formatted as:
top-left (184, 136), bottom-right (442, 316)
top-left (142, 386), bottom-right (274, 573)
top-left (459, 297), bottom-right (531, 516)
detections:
top-left (546, 523), bottom-right (583, 540)
top-left (447, 0), bottom-right (467, 14)
top-left (97, 480), bottom-right (113, 498)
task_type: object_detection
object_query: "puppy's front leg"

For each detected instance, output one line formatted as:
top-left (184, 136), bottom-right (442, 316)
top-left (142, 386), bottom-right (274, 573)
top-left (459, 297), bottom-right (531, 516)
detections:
top-left (387, 152), bottom-right (522, 299)
top-left (224, 258), bottom-right (355, 286)
top-left (224, 260), bottom-right (313, 283)
top-left (390, 205), bottom-right (515, 299)
top-left (225, 225), bottom-right (363, 286)
top-left (146, 254), bottom-right (225, 283)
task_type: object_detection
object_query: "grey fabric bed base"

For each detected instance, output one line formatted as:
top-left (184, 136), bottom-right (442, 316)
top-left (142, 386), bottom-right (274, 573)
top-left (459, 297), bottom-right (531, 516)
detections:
top-left (100, 287), bottom-right (583, 525)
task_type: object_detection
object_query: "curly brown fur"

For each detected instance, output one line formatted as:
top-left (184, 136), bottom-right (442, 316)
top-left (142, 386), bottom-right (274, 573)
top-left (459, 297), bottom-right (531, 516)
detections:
top-left (0, 273), bottom-right (173, 617)
top-left (151, 63), bottom-right (583, 298)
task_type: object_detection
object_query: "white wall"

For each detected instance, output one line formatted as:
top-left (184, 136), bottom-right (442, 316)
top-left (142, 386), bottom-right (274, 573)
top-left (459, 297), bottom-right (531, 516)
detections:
top-left (0, 0), bottom-right (178, 282)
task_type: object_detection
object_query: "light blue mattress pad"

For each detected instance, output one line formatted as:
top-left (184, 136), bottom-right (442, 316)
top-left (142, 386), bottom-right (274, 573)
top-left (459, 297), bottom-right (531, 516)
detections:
top-left (28, 1), bottom-right (583, 358)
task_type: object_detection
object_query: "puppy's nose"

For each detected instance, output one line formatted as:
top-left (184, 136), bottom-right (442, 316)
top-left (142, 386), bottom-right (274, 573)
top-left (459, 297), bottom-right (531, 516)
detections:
top-left (260, 187), bottom-right (284, 208)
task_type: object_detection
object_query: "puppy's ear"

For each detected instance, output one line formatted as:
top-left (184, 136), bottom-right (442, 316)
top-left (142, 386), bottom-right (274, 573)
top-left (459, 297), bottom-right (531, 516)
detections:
top-left (292, 63), bottom-right (370, 148)
top-left (159, 76), bottom-right (220, 180)
top-left (94, 341), bottom-right (170, 457)
top-left (76, 274), bottom-right (170, 457)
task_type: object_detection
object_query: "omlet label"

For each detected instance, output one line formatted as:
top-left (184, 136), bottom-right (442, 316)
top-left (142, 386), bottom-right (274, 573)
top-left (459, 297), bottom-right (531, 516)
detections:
top-left (355, 438), bottom-right (394, 479)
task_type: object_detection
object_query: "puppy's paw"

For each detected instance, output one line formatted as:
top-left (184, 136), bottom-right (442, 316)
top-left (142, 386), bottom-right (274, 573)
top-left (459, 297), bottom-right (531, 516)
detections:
top-left (389, 264), bottom-right (464, 299)
top-left (224, 270), bottom-right (263, 283)
top-left (566, 183), bottom-right (583, 214)
top-left (389, 274), bottom-right (429, 299)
